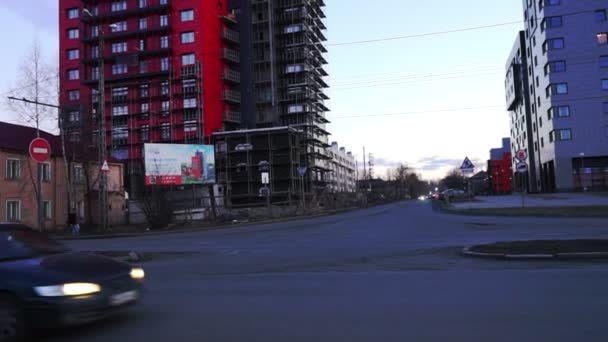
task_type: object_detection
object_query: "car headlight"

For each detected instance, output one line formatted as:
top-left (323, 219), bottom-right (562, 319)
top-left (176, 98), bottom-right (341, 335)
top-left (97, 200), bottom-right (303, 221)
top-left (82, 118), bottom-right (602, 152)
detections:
top-left (130, 267), bottom-right (145, 280)
top-left (34, 283), bottom-right (101, 297)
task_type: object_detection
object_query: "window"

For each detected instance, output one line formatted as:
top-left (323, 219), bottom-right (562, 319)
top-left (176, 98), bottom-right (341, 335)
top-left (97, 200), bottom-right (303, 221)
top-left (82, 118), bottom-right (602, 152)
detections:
top-left (161, 123), bottom-right (171, 141)
top-left (91, 46), bottom-right (99, 58)
top-left (6, 201), bottom-right (20, 222)
top-left (546, 83), bottom-right (568, 96)
top-left (140, 103), bottom-right (149, 114)
top-left (67, 8), bottom-right (79, 19)
top-left (112, 87), bottom-right (128, 99)
top-left (68, 28), bottom-right (79, 39)
top-left (546, 0), bottom-right (560, 5)
top-left (111, 1), bottom-right (127, 12)
top-left (161, 100), bottom-right (170, 115)
top-left (541, 16), bottom-right (562, 31)
top-left (112, 105), bottom-right (129, 116)
top-left (67, 69), bottom-right (79, 80)
top-left (139, 18), bottom-right (148, 30)
top-left (288, 104), bottom-right (304, 113)
top-left (6, 159), bottom-right (20, 179)
top-left (43, 201), bottom-right (52, 220)
top-left (603, 79), bottom-right (608, 90)
top-left (181, 10), bottom-right (194, 21)
top-left (73, 165), bottom-right (84, 183)
top-left (549, 105), bottom-right (570, 118)
top-left (139, 39), bottom-right (146, 51)
top-left (544, 60), bottom-right (566, 75)
top-left (68, 110), bottom-right (80, 122)
top-left (183, 98), bottom-right (197, 108)
top-left (160, 15), bottom-right (168, 27)
top-left (181, 53), bottom-right (195, 65)
top-left (181, 32), bottom-right (195, 44)
top-left (286, 64), bottom-right (304, 73)
top-left (549, 131), bottom-right (555, 143)
top-left (543, 38), bottom-right (564, 52)
top-left (140, 125), bottom-right (149, 142)
top-left (285, 24), bottom-right (303, 33)
top-left (111, 42), bottom-right (127, 53)
top-left (598, 33), bottom-right (608, 45)
top-left (91, 26), bottom-right (99, 37)
top-left (139, 0), bottom-right (147, 8)
top-left (184, 121), bottom-right (197, 133)
top-left (68, 90), bottom-right (80, 101)
top-left (160, 81), bottom-right (170, 95)
top-left (160, 0), bottom-right (168, 5)
top-left (600, 56), bottom-right (608, 68)
top-left (596, 10), bottom-right (607, 22)
top-left (160, 36), bottom-right (169, 48)
top-left (67, 49), bottom-right (79, 60)
top-left (111, 21), bottom-right (127, 32)
top-left (41, 163), bottom-right (51, 182)
top-left (112, 63), bottom-right (128, 75)
top-left (139, 84), bottom-right (149, 98)
top-left (161, 57), bottom-right (169, 71)
top-left (139, 60), bottom-right (148, 74)
top-left (557, 129), bottom-right (572, 141)
top-left (91, 66), bottom-right (99, 80)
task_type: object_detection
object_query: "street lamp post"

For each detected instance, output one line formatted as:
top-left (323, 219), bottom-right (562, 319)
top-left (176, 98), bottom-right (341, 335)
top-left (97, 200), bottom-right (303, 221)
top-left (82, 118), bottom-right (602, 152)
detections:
top-left (83, 9), bottom-right (115, 230)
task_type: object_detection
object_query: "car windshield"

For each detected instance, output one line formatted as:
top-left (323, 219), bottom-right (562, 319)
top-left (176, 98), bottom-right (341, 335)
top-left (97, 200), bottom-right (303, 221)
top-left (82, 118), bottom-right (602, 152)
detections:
top-left (0, 230), bottom-right (68, 261)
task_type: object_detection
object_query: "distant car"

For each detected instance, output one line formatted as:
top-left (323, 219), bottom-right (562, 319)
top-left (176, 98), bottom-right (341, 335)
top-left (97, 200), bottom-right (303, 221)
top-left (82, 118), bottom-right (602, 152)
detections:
top-left (0, 223), bottom-right (145, 341)
top-left (430, 193), bottom-right (440, 200)
top-left (439, 189), bottom-right (468, 201)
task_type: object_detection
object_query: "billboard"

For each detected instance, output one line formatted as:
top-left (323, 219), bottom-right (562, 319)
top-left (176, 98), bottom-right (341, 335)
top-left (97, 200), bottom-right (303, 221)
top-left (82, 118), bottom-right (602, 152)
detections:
top-left (144, 144), bottom-right (215, 186)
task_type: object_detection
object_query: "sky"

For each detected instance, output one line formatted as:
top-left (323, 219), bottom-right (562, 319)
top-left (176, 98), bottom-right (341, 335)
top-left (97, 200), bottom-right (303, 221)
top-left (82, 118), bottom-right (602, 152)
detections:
top-left (0, 0), bottom-right (525, 181)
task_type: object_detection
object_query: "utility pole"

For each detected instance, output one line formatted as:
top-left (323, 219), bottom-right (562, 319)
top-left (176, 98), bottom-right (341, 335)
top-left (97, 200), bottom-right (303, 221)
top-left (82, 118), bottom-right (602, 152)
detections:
top-left (98, 30), bottom-right (108, 231)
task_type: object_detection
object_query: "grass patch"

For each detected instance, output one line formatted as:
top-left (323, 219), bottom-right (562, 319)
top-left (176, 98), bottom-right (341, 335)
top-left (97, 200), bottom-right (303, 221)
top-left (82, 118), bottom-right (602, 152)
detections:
top-left (452, 206), bottom-right (608, 217)
top-left (469, 239), bottom-right (608, 255)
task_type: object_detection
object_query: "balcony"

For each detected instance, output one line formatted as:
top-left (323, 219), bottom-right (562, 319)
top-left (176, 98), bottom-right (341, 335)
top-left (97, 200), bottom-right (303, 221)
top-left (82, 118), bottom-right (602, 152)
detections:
top-left (80, 4), bottom-right (170, 23)
top-left (222, 90), bottom-right (241, 104)
top-left (222, 69), bottom-right (241, 83)
top-left (82, 25), bottom-right (171, 44)
top-left (221, 48), bottom-right (240, 64)
top-left (220, 28), bottom-right (240, 44)
top-left (223, 110), bottom-right (241, 123)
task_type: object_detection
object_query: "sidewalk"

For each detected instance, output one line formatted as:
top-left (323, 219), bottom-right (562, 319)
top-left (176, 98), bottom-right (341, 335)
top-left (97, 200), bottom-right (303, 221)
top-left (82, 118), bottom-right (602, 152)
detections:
top-left (451, 193), bottom-right (608, 210)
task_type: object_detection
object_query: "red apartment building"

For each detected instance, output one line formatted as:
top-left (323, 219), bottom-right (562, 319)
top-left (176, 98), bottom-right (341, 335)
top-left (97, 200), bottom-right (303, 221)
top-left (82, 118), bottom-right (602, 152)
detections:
top-left (59, 0), bottom-right (241, 190)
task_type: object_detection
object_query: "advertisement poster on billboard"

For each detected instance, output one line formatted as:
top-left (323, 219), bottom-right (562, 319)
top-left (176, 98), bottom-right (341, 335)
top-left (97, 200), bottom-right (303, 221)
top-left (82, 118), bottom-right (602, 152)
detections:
top-left (144, 144), bottom-right (215, 186)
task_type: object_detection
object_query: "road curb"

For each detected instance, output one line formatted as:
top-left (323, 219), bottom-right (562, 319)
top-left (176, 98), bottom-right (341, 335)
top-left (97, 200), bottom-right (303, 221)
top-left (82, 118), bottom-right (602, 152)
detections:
top-left (462, 246), bottom-right (608, 260)
top-left (56, 202), bottom-right (400, 241)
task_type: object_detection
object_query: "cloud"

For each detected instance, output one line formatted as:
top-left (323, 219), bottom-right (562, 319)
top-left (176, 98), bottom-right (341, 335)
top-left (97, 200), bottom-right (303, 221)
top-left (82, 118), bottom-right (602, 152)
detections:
top-left (414, 156), bottom-right (466, 172)
top-left (1, 0), bottom-right (57, 32)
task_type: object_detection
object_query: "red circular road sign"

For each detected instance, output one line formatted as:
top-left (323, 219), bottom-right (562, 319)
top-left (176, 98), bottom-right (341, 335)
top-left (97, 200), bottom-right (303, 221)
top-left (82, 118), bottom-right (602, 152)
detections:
top-left (29, 138), bottom-right (51, 163)
top-left (516, 149), bottom-right (528, 161)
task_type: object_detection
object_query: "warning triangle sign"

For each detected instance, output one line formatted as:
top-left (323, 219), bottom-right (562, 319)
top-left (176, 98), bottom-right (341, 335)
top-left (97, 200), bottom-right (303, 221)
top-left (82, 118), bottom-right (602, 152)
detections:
top-left (460, 157), bottom-right (475, 170)
top-left (101, 160), bottom-right (110, 172)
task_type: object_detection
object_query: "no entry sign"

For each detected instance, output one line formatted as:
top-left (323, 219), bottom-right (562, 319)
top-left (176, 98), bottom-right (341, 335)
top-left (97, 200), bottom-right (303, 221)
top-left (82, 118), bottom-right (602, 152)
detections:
top-left (29, 138), bottom-right (51, 163)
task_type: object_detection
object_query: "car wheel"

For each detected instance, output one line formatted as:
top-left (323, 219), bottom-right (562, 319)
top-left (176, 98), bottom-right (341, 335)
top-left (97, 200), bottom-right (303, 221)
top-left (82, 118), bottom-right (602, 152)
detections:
top-left (0, 294), bottom-right (24, 342)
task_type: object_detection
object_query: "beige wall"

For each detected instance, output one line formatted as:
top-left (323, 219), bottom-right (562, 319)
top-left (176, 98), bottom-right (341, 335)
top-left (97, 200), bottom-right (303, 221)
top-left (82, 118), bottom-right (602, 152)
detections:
top-left (0, 148), bottom-right (126, 230)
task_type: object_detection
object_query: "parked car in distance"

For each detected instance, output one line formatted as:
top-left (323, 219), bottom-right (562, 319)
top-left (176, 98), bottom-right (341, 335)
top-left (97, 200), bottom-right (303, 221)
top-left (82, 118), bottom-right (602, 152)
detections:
top-left (0, 223), bottom-right (145, 341)
top-left (439, 189), bottom-right (468, 201)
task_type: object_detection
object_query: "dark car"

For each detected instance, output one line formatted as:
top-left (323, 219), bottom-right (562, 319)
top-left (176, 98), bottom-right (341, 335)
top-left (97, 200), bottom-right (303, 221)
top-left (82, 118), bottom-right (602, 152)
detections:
top-left (438, 189), bottom-right (468, 201)
top-left (0, 223), bottom-right (144, 341)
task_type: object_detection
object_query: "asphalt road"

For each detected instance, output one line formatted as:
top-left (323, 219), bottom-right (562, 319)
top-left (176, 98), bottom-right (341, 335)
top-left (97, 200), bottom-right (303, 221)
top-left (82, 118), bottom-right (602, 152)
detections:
top-left (47, 200), bottom-right (608, 342)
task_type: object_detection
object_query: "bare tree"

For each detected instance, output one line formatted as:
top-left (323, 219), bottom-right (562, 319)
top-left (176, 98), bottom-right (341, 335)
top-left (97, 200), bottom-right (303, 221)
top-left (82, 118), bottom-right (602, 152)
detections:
top-left (3, 39), bottom-right (59, 231)
top-left (4, 39), bottom-right (58, 133)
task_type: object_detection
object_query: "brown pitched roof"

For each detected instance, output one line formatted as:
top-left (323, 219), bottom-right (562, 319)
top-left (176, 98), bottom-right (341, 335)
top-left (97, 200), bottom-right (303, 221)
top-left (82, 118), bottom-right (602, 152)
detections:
top-left (0, 121), bottom-right (62, 156)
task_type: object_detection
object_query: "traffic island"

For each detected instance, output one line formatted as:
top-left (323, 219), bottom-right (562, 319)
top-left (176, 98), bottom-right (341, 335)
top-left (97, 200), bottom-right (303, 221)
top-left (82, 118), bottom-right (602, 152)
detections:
top-left (462, 239), bottom-right (608, 260)
top-left (442, 205), bottom-right (608, 218)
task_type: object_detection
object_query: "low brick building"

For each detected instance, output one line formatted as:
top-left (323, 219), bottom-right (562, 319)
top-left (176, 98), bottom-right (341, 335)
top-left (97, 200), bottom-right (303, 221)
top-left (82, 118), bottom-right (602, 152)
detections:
top-left (0, 122), bottom-right (126, 230)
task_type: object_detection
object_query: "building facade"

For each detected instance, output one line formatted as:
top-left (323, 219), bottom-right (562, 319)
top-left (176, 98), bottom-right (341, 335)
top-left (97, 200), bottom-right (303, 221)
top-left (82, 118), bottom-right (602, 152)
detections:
top-left (505, 31), bottom-right (538, 193)
top-left (229, 0), bottom-right (331, 193)
top-left (488, 138), bottom-right (513, 194)
top-left (327, 142), bottom-right (356, 193)
top-left (212, 127), bottom-right (302, 207)
top-left (511, 0), bottom-right (608, 191)
top-left (59, 0), bottom-right (242, 193)
top-left (0, 122), bottom-right (126, 230)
